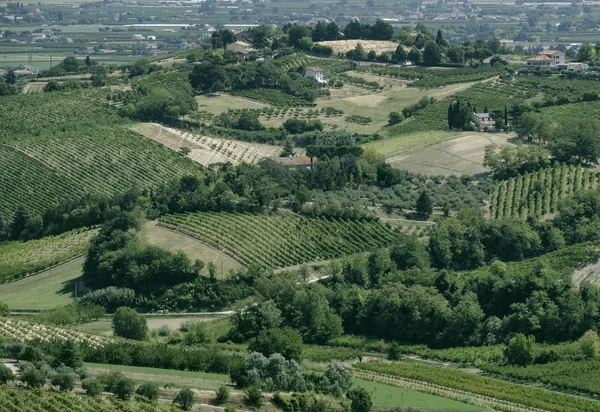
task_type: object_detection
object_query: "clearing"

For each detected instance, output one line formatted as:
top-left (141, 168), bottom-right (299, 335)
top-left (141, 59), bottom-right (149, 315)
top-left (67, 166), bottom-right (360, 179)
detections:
top-left (130, 123), bottom-right (281, 166)
top-left (572, 259), bottom-right (600, 288)
top-left (85, 363), bottom-right (230, 390)
top-left (385, 132), bottom-right (517, 176)
top-left (0, 258), bottom-right (83, 311)
top-left (195, 93), bottom-right (267, 113)
top-left (315, 40), bottom-right (399, 54)
top-left (353, 378), bottom-right (483, 411)
top-left (141, 220), bottom-right (242, 275)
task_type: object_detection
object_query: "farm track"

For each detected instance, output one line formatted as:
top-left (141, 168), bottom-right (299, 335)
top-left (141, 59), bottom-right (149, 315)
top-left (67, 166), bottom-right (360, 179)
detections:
top-left (353, 370), bottom-right (546, 412)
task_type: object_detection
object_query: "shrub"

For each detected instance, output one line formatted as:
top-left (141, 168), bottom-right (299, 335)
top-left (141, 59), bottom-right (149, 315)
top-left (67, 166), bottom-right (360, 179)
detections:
top-left (113, 377), bottom-right (135, 400)
top-left (52, 372), bottom-right (75, 392)
top-left (79, 287), bottom-right (137, 312)
top-left (579, 330), bottom-right (600, 359)
top-left (283, 118), bottom-right (323, 134)
top-left (347, 387), bottom-right (373, 412)
top-left (112, 306), bottom-right (147, 340)
top-left (20, 365), bottom-right (46, 388)
top-left (82, 377), bottom-right (103, 396)
top-left (247, 327), bottom-right (303, 361)
top-left (0, 363), bottom-right (15, 384)
top-left (97, 371), bottom-right (125, 392)
top-left (136, 382), bottom-right (159, 401)
top-left (215, 385), bottom-right (230, 404)
top-left (506, 334), bottom-right (535, 366)
top-left (388, 342), bottom-right (401, 361)
top-left (173, 388), bottom-right (195, 410)
top-left (0, 301), bottom-right (9, 317)
top-left (244, 386), bottom-right (263, 408)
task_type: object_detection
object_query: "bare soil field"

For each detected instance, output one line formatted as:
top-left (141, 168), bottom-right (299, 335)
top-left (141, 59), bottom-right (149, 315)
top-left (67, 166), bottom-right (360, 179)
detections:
top-left (195, 93), bottom-right (266, 113)
top-left (130, 123), bottom-right (281, 166)
top-left (387, 132), bottom-right (517, 176)
top-left (316, 40), bottom-right (399, 54)
top-left (22, 82), bottom-right (46, 94)
top-left (140, 221), bottom-right (242, 274)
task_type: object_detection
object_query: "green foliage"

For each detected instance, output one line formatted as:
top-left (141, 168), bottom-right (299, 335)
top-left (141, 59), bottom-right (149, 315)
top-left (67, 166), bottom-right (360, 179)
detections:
top-left (160, 212), bottom-right (399, 269)
top-left (356, 362), bottom-right (600, 412)
top-left (82, 377), bottom-right (103, 396)
top-left (415, 191), bottom-right (433, 219)
top-left (34, 304), bottom-right (105, 326)
top-left (244, 386), bottom-right (263, 408)
top-left (0, 301), bottom-right (8, 317)
top-left (319, 360), bottom-right (351, 397)
top-left (58, 341), bottom-right (83, 368)
top-left (233, 89), bottom-right (313, 107)
top-left (345, 115), bottom-right (372, 125)
top-left (234, 352), bottom-right (305, 392)
top-left (174, 388), bottom-right (195, 410)
top-left (387, 342), bottom-right (401, 361)
top-left (112, 307), bottom-right (148, 341)
top-left (78, 287), bottom-right (137, 313)
top-left (19, 363), bottom-right (47, 388)
top-left (347, 387), bottom-right (373, 412)
top-left (248, 327), bottom-right (303, 361)
top-left (506, 334), bottom-right (535, 366)
top-left (579, 330), bottom-right (600, 359)
top-left (215, 385), bottom-right (230, 404)
top-left (113, 376), bottom-right (135, 400)
top-left (136, 382), bottom-right (159, 401)
top-left (283, 118), bottom-right (323, 134)
top-left (52, 371), bottom-right (75, 392)
top-left (0, 363), bottom-right (15, 384)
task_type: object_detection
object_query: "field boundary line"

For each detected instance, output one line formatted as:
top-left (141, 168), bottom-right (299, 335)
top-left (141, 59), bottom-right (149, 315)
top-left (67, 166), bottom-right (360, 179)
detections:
top-left (353, 370), bottom-right (547, 412)
top-left (1, 255), bottom-right (85, 287)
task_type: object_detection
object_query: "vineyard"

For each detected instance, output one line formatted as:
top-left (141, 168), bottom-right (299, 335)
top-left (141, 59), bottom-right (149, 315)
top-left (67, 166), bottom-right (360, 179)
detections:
top-left (232, 89), bottom-right (313, 107)
top-left (0, 90), bottom-right (120, 141)
top-left (159, 212), bottom-right (400, 268)
top-left (0, 318), bottom-right (112, 348)
top-left (0, 388), bottom-right (179, 412)
top-left (482, 359), bottom-right (600, 397)
top-left (490, 165), bottom-right (600, 219)
top-left (0, 228), bottom-right (95, 283)
top-left (355, 362), bottom-right (600, 412)
top-left (0, 125), bottom-right (204, 219)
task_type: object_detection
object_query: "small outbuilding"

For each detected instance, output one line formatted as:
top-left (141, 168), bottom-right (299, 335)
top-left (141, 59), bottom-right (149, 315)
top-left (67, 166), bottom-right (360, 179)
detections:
top-left (304, 67), bottom-right (325, 84)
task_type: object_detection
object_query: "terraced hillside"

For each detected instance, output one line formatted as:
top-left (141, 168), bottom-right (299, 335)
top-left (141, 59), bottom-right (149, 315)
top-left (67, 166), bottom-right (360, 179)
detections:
top-left (491, 164), bottom-right (600, 219)
top-left (0, 228), bottom-right (95, 283)
top-left (160, 212), bottom-right (400, 268)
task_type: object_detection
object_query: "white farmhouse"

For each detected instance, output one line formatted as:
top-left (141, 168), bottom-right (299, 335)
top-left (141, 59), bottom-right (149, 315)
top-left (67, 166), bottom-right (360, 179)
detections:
top-left (304, 66), bottom-right (325, 84)
top-left (226, 41), bottom-right (251, 52)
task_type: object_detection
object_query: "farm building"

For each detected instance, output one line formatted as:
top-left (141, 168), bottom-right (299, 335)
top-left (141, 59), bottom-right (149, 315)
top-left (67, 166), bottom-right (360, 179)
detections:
top-left (526, 50), bottom-right (565, 67)
top-left (558, 62), bottom-right (588, 71)
top-left (275, 155), bottom-right (312, 170)
top-left (304, 67), bottom-right (325, 84)
top-left (226, 41), bottom-right (251, 52)
top-left (472, 113), bottom-right (494, 130)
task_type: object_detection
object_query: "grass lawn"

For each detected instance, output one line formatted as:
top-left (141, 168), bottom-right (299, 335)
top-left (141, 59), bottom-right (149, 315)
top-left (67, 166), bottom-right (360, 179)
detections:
top-left (353, 378), bottom-right (484, 411)
top-left (0, 259), bottom-right (82, 311)
top-left (195, 94), bottom-right (266, 114)
top-left (85, 363), bottom-right (230, 390)
top-left (363, 130), bottom-right (466, 157)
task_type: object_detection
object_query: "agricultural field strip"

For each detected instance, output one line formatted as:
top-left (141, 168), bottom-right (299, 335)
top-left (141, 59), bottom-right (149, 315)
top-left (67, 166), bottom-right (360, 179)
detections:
top-left (353, 370), bottom-right (543, 412)
top-left (159, 212), bottom-right (399, 268)
top-left (0, 318), bottom-right (113, 348)
top-left (491, 165), bottom-right (599, 219)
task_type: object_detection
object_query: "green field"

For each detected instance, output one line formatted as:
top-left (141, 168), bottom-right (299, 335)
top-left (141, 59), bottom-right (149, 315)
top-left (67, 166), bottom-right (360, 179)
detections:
top-left (160, 212), bottom-right (400, 268)
top-left (0, 90), bottom-right (206, 219)
top-left (86, 363), bottom-right (230, 390)
top-left (353, 378), bottom-right (483, 411)
top-left (0, 229), bottom-right (93, 283)
top-left (0, 258), bottom-right (83, 310)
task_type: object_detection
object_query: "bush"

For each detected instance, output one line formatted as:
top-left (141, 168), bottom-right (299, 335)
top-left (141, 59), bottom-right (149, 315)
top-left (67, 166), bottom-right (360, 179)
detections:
top-left (136, 382), bottom-right (159, 401)
top-left (506, 334), bottom-right (535, 366)
top-left (20, 365), bottom-right (46, 388)
top-left (173, 388), bottom-right (195, 410)
top-left (247, 327), bottom-right (303, 361)
top-left (215, 385), bottom-right (230, 404)
top-left (579, 330), bottom-right (600, 359)
top-left (113, 377), bottom-right (135, 400)
top-left (183, 322), bottom-right (212, 345)
top-left (82, 377), bottom-right (103, 396)
top-left (347, 387), bottom-right (373, 412)
top-left (0, 301), bottom-right (9, 317)
top-left (388, 342), bottom-right (401, 361)
top-left (283, 118), bottom-right (323, 134)
top-left (52, 372), bottom-right (75, 392)
top-left (112, 306), bottom-right (148, 340)
top-left (79, 287), bottom-right (137, 312)
top-left (97, 371), bottom-right (125, 392)
top-left (0, 363), bottom-right (15, 384)
top-left (244, 386), bottom-right (263, 408)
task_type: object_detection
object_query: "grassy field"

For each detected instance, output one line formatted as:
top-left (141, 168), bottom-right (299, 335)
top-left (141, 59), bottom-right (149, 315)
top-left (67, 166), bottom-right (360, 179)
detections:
top-left (0, 258), bottom-right (83, 310)
top-left (316, 40), bottom-right (399, 54)
top-left (141, 220), bottom-right (243, 275)
top-left (195, 94), bottom-right (266, 113)
top-left (386, 132), bottom-right (517, 176)
top-left (353, 378), bottom-right (484, 411)
top-left (0, 229), bottom-right (94, 283)
top-left (85, 363), bottom-right (230, 390)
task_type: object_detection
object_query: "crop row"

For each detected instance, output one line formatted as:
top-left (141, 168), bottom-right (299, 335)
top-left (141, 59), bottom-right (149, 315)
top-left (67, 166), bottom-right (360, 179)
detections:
top-left (0, 387), bottom-right (176, 412)
top-left (0, 125), bottom-right (203, 220)
top-left (0, 228), bottom-right (95, 284)
top-left (491, 164), bottom-right (599, 219)
top-left (355, 362), bottom-right (600, 412)
top-left (0, 319), bottom-right (112, 348)
top-left (159, 212), bottom-right (399, 268)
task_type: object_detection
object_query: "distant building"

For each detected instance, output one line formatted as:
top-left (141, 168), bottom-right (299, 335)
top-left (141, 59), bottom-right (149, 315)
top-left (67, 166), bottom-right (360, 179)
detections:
top-left (538, 50), bottom-right (565, 64)
top-left (275, 155), bottom-right (312, 170)
top-left (558, 62), bottom-right (588, 71)
top-left (304, 67), bottom-right (325, 84)
top-left (482, 57), bottom-right (492, 68)
top-left (472, 113), bottom-right (494, 130)
top-left (226, 41), bottom-right (251, 52)
top-left (526, 55), bottom-right (557, 67)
